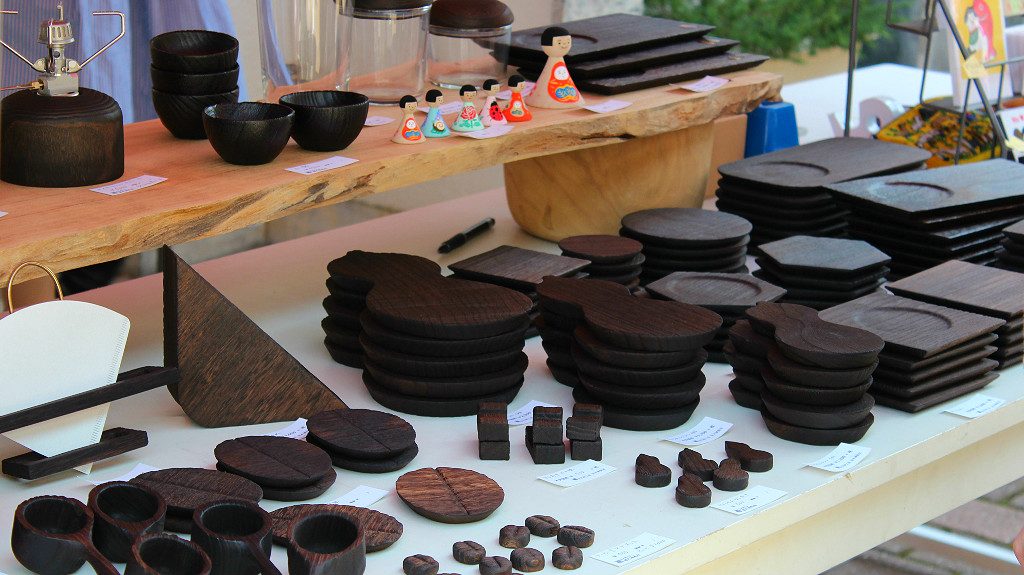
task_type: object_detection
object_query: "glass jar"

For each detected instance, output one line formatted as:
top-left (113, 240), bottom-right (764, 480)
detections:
top-left (257, 0), bottom-right (354, 102)
top-left (428, 0), bottom-right (513, 90)
top-left (348, 0), bottom-right (433, 105)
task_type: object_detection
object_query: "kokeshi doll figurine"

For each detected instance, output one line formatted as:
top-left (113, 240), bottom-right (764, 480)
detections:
top-left (393, 95), bottom-right (425, 144)
top-left (503, 74), bottom-right (533, 123)
top-left (452, 85), bottom-right (485, 132)
top-left (526, 26), bottom-right (584, 109)
top-left (481, 79), bottom-right (507, 128)
top-left (422, 89), bottom-right (452, 138)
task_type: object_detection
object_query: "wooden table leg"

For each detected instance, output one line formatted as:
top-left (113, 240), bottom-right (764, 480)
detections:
top-left (503, 122), bottom-right (714, 241)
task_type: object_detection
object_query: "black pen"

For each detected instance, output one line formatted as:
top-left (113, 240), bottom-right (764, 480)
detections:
top-left (438, 217), bottom-right (496, 253)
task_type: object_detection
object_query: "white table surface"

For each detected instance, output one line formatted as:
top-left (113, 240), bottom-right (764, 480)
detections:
top-left (1, 188), bottom-right (1022, 575)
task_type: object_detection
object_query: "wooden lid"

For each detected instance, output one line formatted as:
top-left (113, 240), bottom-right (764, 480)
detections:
top-left (355, 0), bottom-right (432, 12)
top-left (431, 0), bottom-right (513, 29)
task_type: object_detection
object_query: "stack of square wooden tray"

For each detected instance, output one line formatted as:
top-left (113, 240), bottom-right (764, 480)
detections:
top-left (998, 220), bottom-right (1024, 271)
top-left (827, 159), bottom-right (1024, 279)
top-left (752, 235), bottom-right (891, 310)
top-left (499, 13), bottom-right (768, 95)
top-left (821, 292), bottom-right (1005, 412)
top-left (715, 138), bottom-right (932, 248)
top-left (887, 260), bottom-right (1024, 369)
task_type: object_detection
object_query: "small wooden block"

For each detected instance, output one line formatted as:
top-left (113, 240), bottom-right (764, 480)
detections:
top-left (762, 410), bottom-right (874, 446)
top-left (510, 548), bottom-right (545, 572)
top-left (453, 540), bottom-right (487, 564)
top-left (678, 448), bottom-right (718, 481)
top-left (449, 245), bottom-right (589, 290)
top-left (131, 468), bottom-right (263, 517)
top-left (572, 402), bottom-right (604, 425)
top-left (306, 408), bottom-right (416, 460)
top-left (565, 416), bottom-right (601, 441)
top-left (525, 515), bottom-right (560, 537)
top-left (676, 473), bottom-right (713, 508)
top-left (552, 545), bottom-right (584, 570)
top-left (557, 526), bottom-right (595, 548)
top-left (214, 436), bottom-right (333, 488)
top-left (478, 441), bottom-right (511, 461)
top-left (746, 302), bottom-right (883, 369)
top-left (635, 454), bottom-right (672, 488)
top-left (570, 439), bottom-right (603, 461)
top-left (478, 404), bottom-right (510, 442)
top-left (724, 441), bottom-right (773, 472)
top-left (559, 234), bottom-right (642, 263)
top-left (404, 554), bottom-right (439, 575)
top-left (499, 525), bottom-right (531, 549)
top-left (526, 427), bottom-right (565, 464)
top-left (479, 556), bottom-right (512, 575)
top-left (2, 427), bottom-right (148, 481)
top-left (712, 459), bottom-right (749, 491)
top-left (270, 504), bottom-right (403, 551)
top-left (396, 467), bottom-right (504, 524)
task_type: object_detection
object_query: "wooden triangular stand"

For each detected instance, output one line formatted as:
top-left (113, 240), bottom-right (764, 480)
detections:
top-left (163, 246), bottom-right (346, 428)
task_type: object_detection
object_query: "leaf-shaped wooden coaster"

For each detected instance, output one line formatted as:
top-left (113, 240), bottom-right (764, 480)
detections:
top-left (635, 454), bottom-right (672, 488)
top-left (677, 448), bottom-right (718, 481)
top-left (675, 473), bottom-right (712, 508)
top-left (306, 408), bottom-right (416, 460)
top-left (214, 436), bottom-right (332, 488)
top-left (396, 467), bottom-right (504, 523)
top-left (724, 441), bottom-right (773, 472)
top-left (712, 459), bottom-right (748, 491)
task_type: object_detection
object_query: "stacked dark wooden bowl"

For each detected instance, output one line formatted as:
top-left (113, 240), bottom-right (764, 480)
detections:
top-left (559, 235), bottom-right (646, 289)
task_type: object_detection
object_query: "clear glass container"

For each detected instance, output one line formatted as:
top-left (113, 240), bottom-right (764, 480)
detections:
top-left (348, 1), bottom-right (432, 105)
top-left (429, 25), bottom-right (511, 90)
top-left (257, 0), bottom-right (354, 102)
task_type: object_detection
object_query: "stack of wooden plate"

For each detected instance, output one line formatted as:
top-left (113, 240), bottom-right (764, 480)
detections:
top-left (887, 260), bottom-right (1024, 369)
top-left (449, 245), bottom-right (589, 337)
top-left (305, 409), bottom-right (420, 473)
top-left (619, 208), bottom-right (752, 283)
top-left (358, 276), bottom-right (533, 416)
top-left (323, 251), bottom-right (441, 368)
top-left (559, 235), bottom-right (645, 289)
top-left (645, 272), bottom-right (786, 362)
top-left (998, 220), bottom-right (1024, 271)
top-left (499, 14), bottom-right (767, 95)
top-left (716, 138), bottom-right (932, 247)
top-left (538, 276), bottom-right (722, 430)
top-left (821, 292), bottom-right (1005, 412)
top-left (827, 159), bottom-right (1024, 279)
top-left (752, 235), bottom-right (890, 310)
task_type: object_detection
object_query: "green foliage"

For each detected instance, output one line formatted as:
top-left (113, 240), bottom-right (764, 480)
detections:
top-left (644, 0), bottom-right (894, 60)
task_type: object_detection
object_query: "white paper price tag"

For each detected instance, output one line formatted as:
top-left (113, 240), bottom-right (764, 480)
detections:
top-left (264, 418), bottom-right (308, 440)
top-left (584, 99), bottom-right (632, 113)
top-left (88, 463), bottom-right (159, 485)
top-left (711, 486), bottom-right (787, 515)
top-left (456, 124), bottom-right (514, 139)
top-left (0, 211), bottom-right (7, 219)
top-left (538, 461), bottom-right (616, 487)
top-left (807, 443), bottom-right (871, 473)
top-left (663, 417), bottom-right (733, 446)
top-left (675, 75), bottom-right (729, 92)
top-left (90, 175), bottom-right (167, 196)
top-left (945, 394), bottom-right (1006, 418)
top-left (286, 156), bottom-right (359, 175)
top-left (507, 400), bottom-right (558, 426)
top-left (592, 533), bottom-right (675, 567)
top-left (330, 485), bottom-right (389, 507)
top-left (363, 115), bottom-right (395, 127)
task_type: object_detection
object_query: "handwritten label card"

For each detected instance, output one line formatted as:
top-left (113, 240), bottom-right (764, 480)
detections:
top-left (538, 461), bottom-right (616, 487)
top-left (507, 400), bottom-right (558, 426)
top-left (330, 485), bottom-right (389, 507)
top-left (663, 417), bottom-right (733, 446)
top-left (592, 533), bottom-right (675, 567)
top-left (807, 443), bottom-right (871, 473)
top-left (675, 76), bottom-right (729, 92)
top-left (88, 463), bottom-right (159, 485)
top-left (363, 115), bottom-right (395, 127)
top-left (945, 394), bottom-right (1006, 419)
top-left (90, 175), bottom-right (167, 196)
top-left (711, 486), bottom-right (787, 515)
top-left (456, 125), bottom-right (514, 139)
top-left (584, 99), bottom-right (632, 114)
top-left (264, 418), bottom-right (308, 440)
top-left (286, 156), bottom-right (359, 175)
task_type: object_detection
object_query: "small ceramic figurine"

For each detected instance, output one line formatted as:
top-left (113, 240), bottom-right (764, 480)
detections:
top-left (503, 74), bottom-right (533, 123)
top-left (526, 26), bottom-right (584, 109)
top-left (451, 85), bottom-right (485, 132)
top-left (393, 95), bottom-right (425, 144)
top-left (421, 89), bottom-right (451, 138)
top-left (480, 79), bottom-right (507, 128)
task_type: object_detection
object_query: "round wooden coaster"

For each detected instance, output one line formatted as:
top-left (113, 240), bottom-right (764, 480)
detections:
top-left (585, 253), bottom-right (646, 275)
top-left (214, 463), bottom-right (336, 501)
top-left (365, 277), bottom-right (534, 340)
top-left (571, 387), bottom-right (699, 431)
top-left (547, 362), bottom-right (580, 387)
top-left (327, 251), bottom-right (442, 294)
top-left (535, 318), bottom-right (574, 349)
top-left (643, 249), bottom-right (748, 270)
top-left (723, 341), bottom-right (768, 374)
top-left (762, 410), bottom-right (873, 446)
top-left (306, 408), bottom-right (416, 460)
top-left (746, 303), bottom-right (883, 369)
top-left (322, 319), bottom-right (362, 348)
top-left (766, 347), bottom-right (876, 389)
top-left (578, 372), bottom-right (705, 409)
top-left (558, 234), bottom-right (643, 264)
top-left (131, 468), bottom-right (263, 518)
top-left (396, 467), bottom-right (504, 524)
top-left (728, 321), bottom-right (775, 358)
top-left (584, 268), bottom-right (644, 285)
top-left (322, 297), bottom-right (364, 330)
top-left (215, 436), bottom-right (334, 489)
top-left (574, 326), bottom-right (698, 369)
top-left (324, 281), bottom-right (368, 309)
top-left (620, 209), bottom-right (752, 247)
top-left (761, 367), bottom-right (872, 406)
top-left (323, 338), bottom-right (365, 368)
top-left (270, 504), bottom-right (403, 551)
top-left (572, 343), bottom-right (706, 387)
top-left (362, 372), bottom-right (523, 417)
top-left (360, 336), bottom-right (523, 378)
top-left (363, 354), bottom-right (528, 399)
top-left (761, 390), bottom-right (875, 430)
top-left (361, 312), bottom-right (528, 357)
top-left (641, 237), bottom-right (750, 260)
top-left (728, 380), bottom-right (763, 410)
top-left (309, 437), bottom-right (420, 473)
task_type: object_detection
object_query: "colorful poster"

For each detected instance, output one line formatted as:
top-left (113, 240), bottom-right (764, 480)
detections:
top-left (945, 0), bottom-right (1011, 106)
top-left (1005, 0), bottom-right (1024, 17)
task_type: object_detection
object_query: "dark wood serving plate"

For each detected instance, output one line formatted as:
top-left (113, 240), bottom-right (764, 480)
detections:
top-left (776, 279), bottom-right (885, 303)
top-left (765, 347), bottom-right (876, 389)
top-left (820, 293), bottom-right (1006, 359)
top-left (762, 410), bottom-right (873, 445)
top-left (363, 373), bottom-right (522, 417)
top-left (717, 208), bottom-right (847, 232)
top-left (846, 227), bottom-right (1003, 259)
top-left (758, 236), bottom-right (890, 276)
top-left (761, 391), bottom-right (874, 430)
top-left (214, 436), bottom-right (333, 488)
top-left (572, 343), bottom-right (706, 387)
top-left (717, 179), bottom-right (839, 207)
top-left (559, 234), bottom-right (642, 263)
top-left (715, 192), bottom-right (846, 219)
top-left (873, 345), bottom-right (998, 385)
top-left (561, 52), bottom-right (769, 95)
top-left (646, 272), bottom-right (785, 313)
top-left (363, 354), bottom-right (528, 398)
top-left (746, 303), bottom-right (884, 369)
top-left (761, 368), bottom-right (872, 406)
top-left (753, 260), bottom-right (889, 291)
top-left (508, 36), bottom-right (738, 77)
top-left (572, 387), bottom-right (699, 431)
top-left (727, 320), bottom-right (775, 358)
top-left (360, 336), bottom-right (522, 378)
top-left (310, 438), bottom-right (419, 473)
top-left (641, 238), bottom-right (749, 260)
top-left (642, 252), bottom-right (748, 271)
top-left (621, 208), bottom-right (752, 247)
top-left (848, 213), bottom-right (1024, 244)
top-left (270, 504), bottom-right (402, 551)
top-left (306, 408), bottom-right (416, 460)
top-left (642, 261), bottom-right (749, 278)
top-left (724, 341), bottom-right (768, 373)
top-left (578, 372), bottom-right (705, 409)
top-left (360, 312), bottom-right (527, 357)
top-left (872, 372), bottom-right (998, 412)
top-left (324, 282), bottom-right (368, 309)
top-left (327, 251), bottom-right (441, 293)
top-left (872, 358), bottom-right (998, 398)
top-left (887, 260), bottom-right (1024, 319)
top-left (396, 467), bottom-right (504, 524)
top-left (574, 325), bottom-right (700, 369)
top-left (877, 333), bottom-right (998, 372)
top-left (729, 379), bottom-right (763, 410)
top-left (449, 246), bottom-right (589, 291)
top-left (215, 462), bottom-right (336, 501)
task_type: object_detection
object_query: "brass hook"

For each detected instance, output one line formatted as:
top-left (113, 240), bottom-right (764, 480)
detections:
top-left (6, 262), bottom-right (64, 313)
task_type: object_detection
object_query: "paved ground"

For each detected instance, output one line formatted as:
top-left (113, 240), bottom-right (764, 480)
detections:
top-left (822, 478), bottom-right (1024, 574)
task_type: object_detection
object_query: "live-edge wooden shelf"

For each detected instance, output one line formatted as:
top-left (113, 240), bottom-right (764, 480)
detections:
top-left (0, 70), bottom-right (780, 285)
